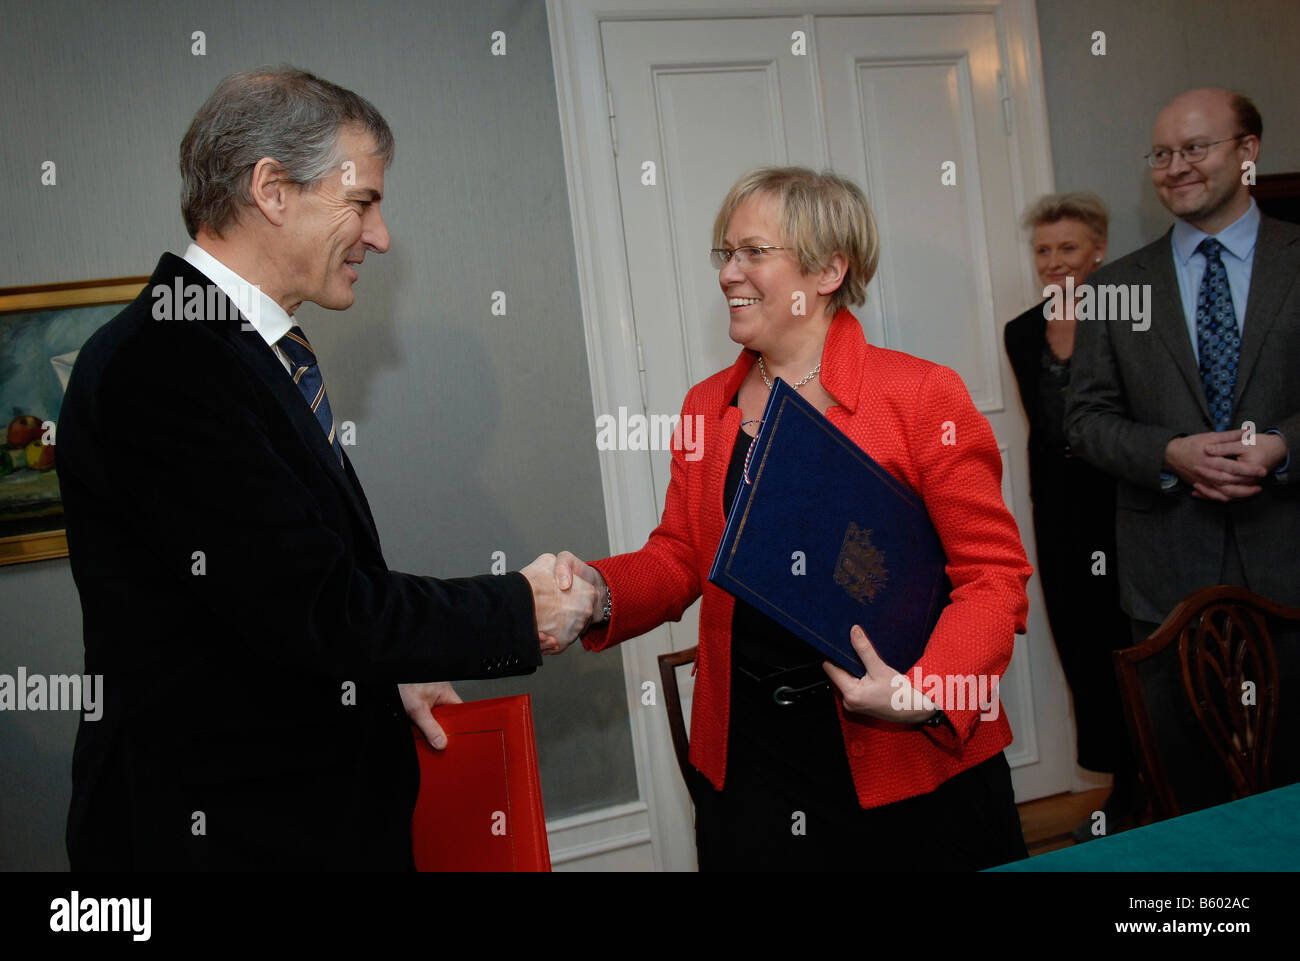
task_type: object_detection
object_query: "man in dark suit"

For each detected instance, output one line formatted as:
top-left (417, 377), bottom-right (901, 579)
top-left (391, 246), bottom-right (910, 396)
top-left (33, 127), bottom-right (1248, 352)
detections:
top-left (1067, 88), bottom-right (1299, 640)
top-left (59, 67), bottom-right (594, 870)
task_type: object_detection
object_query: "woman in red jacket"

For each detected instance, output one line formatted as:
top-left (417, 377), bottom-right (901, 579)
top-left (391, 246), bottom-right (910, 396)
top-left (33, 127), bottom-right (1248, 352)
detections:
top-left (551, 167), bottom-right (1033, 870)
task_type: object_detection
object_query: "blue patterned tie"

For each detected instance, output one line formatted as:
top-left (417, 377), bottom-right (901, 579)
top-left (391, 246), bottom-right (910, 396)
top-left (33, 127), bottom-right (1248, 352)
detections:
top-left (1195, 238), bottom-right (1240, 432)
top-left (277, 326), bottom-right (343, 464)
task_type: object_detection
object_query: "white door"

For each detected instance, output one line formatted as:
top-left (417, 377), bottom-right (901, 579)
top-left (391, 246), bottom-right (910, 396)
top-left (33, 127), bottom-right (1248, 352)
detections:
top-left (561, 0), bottom-right (1072, 871)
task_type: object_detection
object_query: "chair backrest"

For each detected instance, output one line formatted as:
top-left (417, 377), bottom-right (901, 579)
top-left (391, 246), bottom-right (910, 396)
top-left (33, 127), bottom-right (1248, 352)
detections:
top-left (410, 694), bottom-right (551, 871)
top-left (1115, 585), bottom-right (1300, 820)
top-left (656, 646), bottom-right (698, 787)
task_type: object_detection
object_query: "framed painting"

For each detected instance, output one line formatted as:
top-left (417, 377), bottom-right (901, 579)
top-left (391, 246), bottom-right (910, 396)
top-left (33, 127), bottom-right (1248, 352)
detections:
top-left (0, 276), bottom-right (147, 566)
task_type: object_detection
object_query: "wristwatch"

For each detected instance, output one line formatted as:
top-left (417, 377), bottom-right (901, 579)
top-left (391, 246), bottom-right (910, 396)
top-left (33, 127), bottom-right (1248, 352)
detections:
top-left (921, 709), bottom-right (948, 728)
top-left (601, 587), bottom-right (613, 624)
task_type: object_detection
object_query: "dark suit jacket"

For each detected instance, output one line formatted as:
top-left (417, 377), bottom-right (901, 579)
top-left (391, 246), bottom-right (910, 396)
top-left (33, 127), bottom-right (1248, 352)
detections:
top-left (1065, 215), bottom-right (1300, 622)
top-left (60, 253), bottom-right (543, 870)
top-left (1006, 302), bottom-right (1071, 500)
top-left (1006, 302), bottom-right (1123, 500)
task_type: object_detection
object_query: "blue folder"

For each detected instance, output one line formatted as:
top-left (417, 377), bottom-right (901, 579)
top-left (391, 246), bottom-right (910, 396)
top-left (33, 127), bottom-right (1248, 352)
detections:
top-left (709, 378), bottom-right (951, 677)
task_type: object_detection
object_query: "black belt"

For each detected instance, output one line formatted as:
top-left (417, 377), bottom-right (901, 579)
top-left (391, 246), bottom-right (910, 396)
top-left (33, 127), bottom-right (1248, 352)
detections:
top-left (732, 659), bottom-right (831, 708)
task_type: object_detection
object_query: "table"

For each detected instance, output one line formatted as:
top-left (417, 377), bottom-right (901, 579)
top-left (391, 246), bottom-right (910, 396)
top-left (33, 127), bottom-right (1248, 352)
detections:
top-left (989, 783), bottom-right (1300, 871)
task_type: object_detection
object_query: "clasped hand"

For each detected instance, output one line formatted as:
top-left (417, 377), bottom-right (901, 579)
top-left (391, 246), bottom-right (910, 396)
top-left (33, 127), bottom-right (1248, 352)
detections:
top-left (1164, 428), bottom-right (1286, 501)
top-left (522, 551), bottom-right (605, 653)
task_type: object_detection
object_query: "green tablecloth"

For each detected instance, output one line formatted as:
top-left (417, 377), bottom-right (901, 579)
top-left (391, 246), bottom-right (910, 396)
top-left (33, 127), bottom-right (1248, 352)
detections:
top-left (989, 783), bottom-right (1300, 871)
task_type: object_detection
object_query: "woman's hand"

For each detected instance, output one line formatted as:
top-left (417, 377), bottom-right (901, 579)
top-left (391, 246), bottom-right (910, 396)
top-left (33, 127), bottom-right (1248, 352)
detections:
top-left (823, 625), bottom-right (937, 724)
top-left (522, 553), bottom-right (600, 652)
top-left (542, 550), bottom-right (610, 654)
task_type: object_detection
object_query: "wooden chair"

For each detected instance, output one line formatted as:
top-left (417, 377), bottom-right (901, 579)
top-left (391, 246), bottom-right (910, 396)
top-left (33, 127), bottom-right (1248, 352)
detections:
top-left (1115, 585), bottom-right (1300, 821)
top-left (657, 646), bottom-right (698, 786)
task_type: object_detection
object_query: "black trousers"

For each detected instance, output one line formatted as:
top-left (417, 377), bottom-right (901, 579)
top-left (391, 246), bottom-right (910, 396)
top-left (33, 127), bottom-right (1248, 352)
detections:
top-left (690, 664), bottom-right (1027, 871)
top-left (1031, 454), bottom-right (1133, 773)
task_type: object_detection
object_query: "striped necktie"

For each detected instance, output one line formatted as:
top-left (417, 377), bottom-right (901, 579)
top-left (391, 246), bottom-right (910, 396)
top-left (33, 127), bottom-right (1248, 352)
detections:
top-left (276, 326), bottom-right (343, 464)
top-left (1195, 237), bottom-right (1241, 432)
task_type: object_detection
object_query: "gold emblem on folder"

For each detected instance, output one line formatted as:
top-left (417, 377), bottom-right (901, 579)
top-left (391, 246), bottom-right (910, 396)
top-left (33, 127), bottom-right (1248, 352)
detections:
top-left (834, 522), bottom-right (888, 603)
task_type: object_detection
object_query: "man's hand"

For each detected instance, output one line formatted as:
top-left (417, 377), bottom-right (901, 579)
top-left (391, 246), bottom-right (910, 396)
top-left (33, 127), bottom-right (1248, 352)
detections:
top-left (823, 626), bottom-right (937, 724)
top-left (521, 553), bottom-right (598, 653)
top-left (399, 681), bottom-right (463, 750)
top-left (1205, 430), bottom-right (1287, 490)
top-left (546, 551), bottom-right (609, 654)
top-left (1164, 429), bottom-right (1270, 501)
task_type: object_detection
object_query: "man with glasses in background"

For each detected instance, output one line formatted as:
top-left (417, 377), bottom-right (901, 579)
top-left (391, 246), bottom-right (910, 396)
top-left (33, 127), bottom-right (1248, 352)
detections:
top-left (1066, 87), bottom-right (1299, 646)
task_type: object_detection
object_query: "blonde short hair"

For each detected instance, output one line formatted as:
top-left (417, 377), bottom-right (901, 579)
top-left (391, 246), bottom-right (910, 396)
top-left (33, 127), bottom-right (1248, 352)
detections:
top-left (1020, 192), bottom-right (1109, 243)
top-left (712, 166), bottom-right (880, 315)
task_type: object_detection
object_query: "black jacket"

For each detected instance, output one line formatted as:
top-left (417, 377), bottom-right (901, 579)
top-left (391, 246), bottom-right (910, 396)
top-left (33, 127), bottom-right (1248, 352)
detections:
top-left (1004, 301), bottom-right (1070, 501)
top-left (60, 252), bottom-right (541, 870)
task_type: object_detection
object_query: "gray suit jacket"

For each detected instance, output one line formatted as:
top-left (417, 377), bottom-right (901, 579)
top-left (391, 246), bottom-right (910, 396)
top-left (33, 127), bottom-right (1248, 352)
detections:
top-left (1065, 214), bottom-right (1300, 622)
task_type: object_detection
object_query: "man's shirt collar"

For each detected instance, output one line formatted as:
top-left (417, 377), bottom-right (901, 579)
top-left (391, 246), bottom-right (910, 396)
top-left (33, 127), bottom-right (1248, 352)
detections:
top-left (182, 242), bottom-right (294, 348)
top-left (1171, 197), bottom-right (1260, 266)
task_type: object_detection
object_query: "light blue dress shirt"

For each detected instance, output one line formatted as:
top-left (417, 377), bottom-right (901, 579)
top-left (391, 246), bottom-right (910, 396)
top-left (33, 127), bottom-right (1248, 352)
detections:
top-left (1161, 198), bottom-right (1287, 481)
top-left (1170, 198), bottom-right (1259, 363)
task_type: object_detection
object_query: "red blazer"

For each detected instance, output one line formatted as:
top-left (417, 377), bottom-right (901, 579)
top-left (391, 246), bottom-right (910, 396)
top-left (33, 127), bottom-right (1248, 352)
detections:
top-left (584, 310), bottom-right (1033, 809)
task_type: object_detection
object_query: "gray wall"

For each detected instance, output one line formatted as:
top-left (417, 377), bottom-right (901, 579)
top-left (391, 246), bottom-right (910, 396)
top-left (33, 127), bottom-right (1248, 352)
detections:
top-left (0, 0), bottom-right (636, 870)
top-left (1036, 0), bottom-right (1300, 258)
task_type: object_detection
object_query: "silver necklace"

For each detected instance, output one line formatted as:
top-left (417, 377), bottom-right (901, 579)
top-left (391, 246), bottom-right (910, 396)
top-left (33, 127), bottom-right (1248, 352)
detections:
top-left (758, 354), bottom-right (821, 391)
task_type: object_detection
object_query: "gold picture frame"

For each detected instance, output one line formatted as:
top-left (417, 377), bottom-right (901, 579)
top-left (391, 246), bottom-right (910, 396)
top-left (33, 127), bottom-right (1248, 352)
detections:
top-left (0, 276), bottom-right (148, 566)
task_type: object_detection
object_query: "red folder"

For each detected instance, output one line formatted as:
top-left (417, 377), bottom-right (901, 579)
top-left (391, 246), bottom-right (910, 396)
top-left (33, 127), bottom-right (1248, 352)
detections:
top-left (410, 694), bottom-right (551, 872)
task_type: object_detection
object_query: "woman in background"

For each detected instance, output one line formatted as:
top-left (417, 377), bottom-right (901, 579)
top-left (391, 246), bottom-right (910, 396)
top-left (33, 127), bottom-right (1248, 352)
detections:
top-left (1004, 193), bottom-right (1137, 841)
top-left (550, 167), bottom-right (1032, 870)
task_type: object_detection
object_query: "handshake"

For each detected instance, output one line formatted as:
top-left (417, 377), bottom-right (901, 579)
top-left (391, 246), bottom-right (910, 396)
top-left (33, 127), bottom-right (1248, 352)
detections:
top-left (403, 550), bottom-right (606, 751)
top-left (520, 551), bottom-right (610, 654)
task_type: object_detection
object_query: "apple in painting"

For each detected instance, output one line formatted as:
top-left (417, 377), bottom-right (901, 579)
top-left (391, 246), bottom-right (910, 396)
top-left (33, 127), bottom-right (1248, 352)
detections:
top-left (8, 414), bottom-right (41, 448)
top-left (25, 439), bottom-right (54, 471)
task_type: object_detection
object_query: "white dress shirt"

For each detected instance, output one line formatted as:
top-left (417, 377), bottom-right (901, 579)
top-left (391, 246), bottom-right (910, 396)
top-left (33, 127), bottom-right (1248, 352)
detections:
top-left (183, 243), bottom-right (296, 375)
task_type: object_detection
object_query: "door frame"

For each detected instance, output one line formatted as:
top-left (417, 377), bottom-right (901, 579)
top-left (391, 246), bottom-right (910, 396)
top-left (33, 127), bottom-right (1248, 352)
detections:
top-left (547, 0), bottom-right (1061, 871)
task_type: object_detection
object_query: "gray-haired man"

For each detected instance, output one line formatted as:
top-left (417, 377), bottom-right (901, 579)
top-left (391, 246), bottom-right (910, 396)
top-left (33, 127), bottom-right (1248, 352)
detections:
top-left (60, 67), bottom-right (593, 870)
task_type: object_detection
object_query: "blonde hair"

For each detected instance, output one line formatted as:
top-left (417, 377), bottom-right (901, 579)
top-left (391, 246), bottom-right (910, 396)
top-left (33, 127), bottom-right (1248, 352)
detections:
top-left (1020, 192), bottom-right (1109, 243)
top-left (712, 166), bottom-right (880, 315)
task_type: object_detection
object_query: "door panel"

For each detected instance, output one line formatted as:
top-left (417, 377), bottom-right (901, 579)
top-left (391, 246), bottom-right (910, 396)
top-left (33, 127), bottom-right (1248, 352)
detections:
top-left (602, 17), bottom-right (824, 510)
top-left (818, 15), bottom-right (1012, 412)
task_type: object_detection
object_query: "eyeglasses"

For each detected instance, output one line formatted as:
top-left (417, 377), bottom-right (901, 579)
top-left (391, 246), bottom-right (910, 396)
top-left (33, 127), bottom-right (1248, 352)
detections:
top-left (710, 245), bottom-right (787, 269)
top-left (1144, 134), bottom-right (1248, 169)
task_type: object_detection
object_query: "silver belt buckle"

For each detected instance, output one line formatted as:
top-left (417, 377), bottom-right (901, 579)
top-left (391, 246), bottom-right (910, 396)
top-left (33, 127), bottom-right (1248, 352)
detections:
top-left (771, 679), bottom-right (827, 706)
top-left (772, 685), bottom-right (796, 706)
